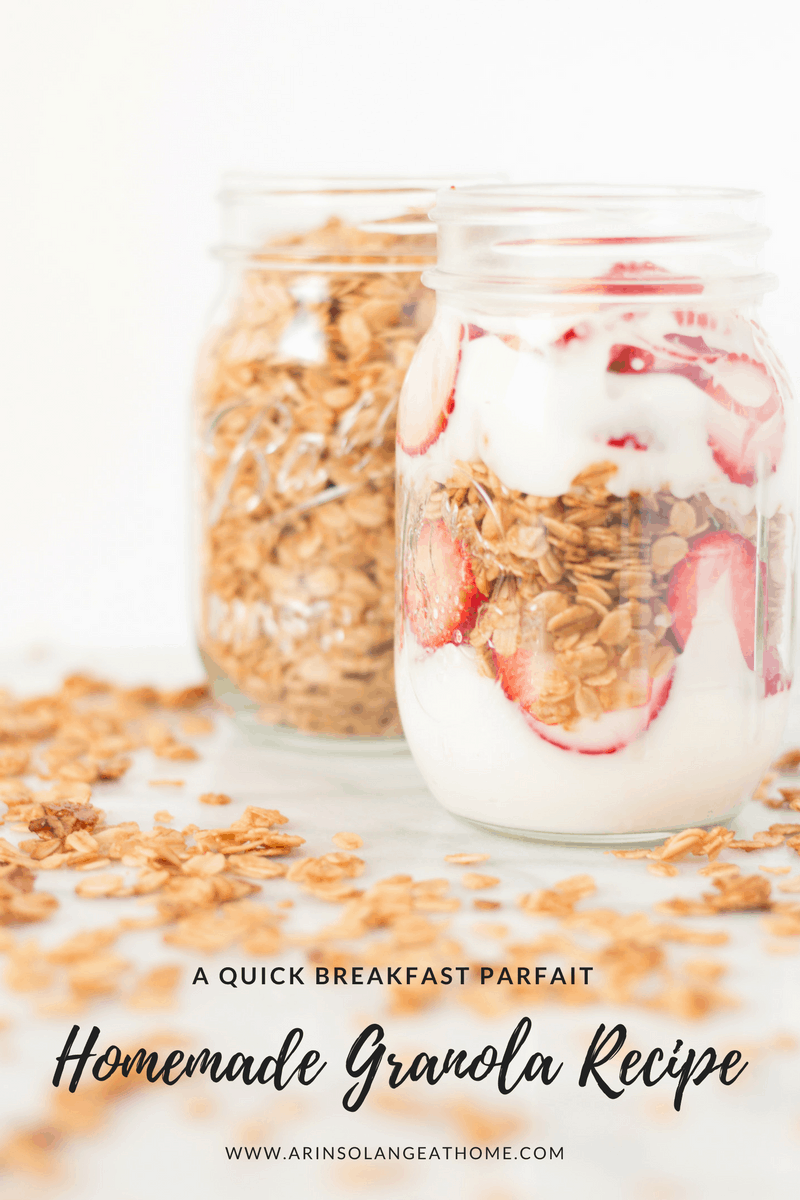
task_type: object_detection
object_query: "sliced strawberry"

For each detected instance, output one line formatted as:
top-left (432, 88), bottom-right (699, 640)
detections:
top-left (554, 322), bottom-right (591, 348)
top-left (494, 647), bottom-right (673, 755)
top-left (673, 309), bottom-right (722, 330)
top-left (662, 331), bottom-right (726, 360)
top-left (606, 432), bottom-right (649, 451)
top-left (592, 261), bottom-right (703, 296)
top-left (608, 344), bottom-right (784, 486)
top-left (397, 319), bottom-right (463, 456)
top-left (705, 354), bottom-right (785, 486)
top-left (404, 519), bottom-right (484, 649)
top-left (667, 529), bottom-right (791, 695)
top-left (667, 530), bottom-right (756, 665)
top-left (764, 645), bottom-right (789, 698)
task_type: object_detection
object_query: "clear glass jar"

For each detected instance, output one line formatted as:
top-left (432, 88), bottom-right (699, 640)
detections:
top-left (195, 178), bottom-right (447, 751)
top-left (396, 185), bottom-right (796, 840)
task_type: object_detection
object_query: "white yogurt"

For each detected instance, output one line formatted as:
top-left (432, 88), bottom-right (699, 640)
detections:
top-left (399, 305), bottom-right (794, 520)
top-left (397, 579), bottom-right (789, 835)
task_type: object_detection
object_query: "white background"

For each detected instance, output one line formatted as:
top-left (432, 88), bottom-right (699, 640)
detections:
top-left (1, 0), bottom-right (798, 651)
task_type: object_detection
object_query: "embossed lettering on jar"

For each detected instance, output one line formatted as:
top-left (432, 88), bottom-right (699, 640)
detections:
top-left (396, 185), bottom-right (796, 839)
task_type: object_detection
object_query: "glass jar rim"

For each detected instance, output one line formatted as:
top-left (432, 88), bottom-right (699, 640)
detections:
top-left (219, 174), bottom-right (477, 200)
top-left (431, 181), bottom-right (764, 218)
top-left (427, 181), bottom-right (775, 301)
top-left (214, 174), bottom-right (498, 269)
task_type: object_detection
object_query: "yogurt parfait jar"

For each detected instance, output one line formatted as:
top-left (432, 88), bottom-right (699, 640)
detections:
top-left (396, 185), bottom-right (796, 840)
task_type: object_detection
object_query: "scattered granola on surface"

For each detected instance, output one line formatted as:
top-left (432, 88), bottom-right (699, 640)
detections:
top-left (0, 669), bottom-right (796, 1057)
top-left (444, 852), bottom-right (491, 865)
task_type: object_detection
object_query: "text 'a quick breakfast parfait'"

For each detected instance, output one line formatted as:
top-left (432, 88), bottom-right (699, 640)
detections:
top-left (396, 185), bottom-right (796, 841)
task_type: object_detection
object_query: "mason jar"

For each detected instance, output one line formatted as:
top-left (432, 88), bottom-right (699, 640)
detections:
top-left (396, 184), bottom-right (796, 839)
top-left (194, 177), bottom-right (449, 750)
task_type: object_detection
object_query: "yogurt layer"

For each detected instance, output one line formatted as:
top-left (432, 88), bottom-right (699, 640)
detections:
top-left (398, 578), bottom-right (789, 834)
top-left (399, 307), bottom-right (794, 519)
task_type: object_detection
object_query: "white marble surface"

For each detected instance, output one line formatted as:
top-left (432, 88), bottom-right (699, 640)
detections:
top-left (0, 648), bottom-right (799, 1200)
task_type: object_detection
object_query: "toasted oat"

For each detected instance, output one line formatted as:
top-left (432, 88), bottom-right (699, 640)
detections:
top-left (159, 685), bottom-right (209, 710)
top-left (472, 922), bottom-right (508, 939)
top-left (760, 865), bottom-right (791, 875)
top-left (0, 862), bottom-right (58, 924)
top-left (659, 871), bottom-right (773, 915)
top-left (199, 792), bottom-right (232, 806)
top-left (128, 965), bottom-right (182, 1010)
top-left (75, 874), bottom-right (127, 900)
top-left (777, 787), bottom-right (800, 808)
top-left (332, 832), bottom-right (363, 850)
top-left (773, 749), bottom-right (800, 771)
top-left (179, 714), bottom-right (214, 737)
top-left (461, 873), bottom-right (500, 891)
top-left (648, 862), bottom-right (679, 877)
top-left (762, 909), bottom-right (800, 937)
top-left (616, 827), bottom-right (735, 866)
top-left (651, 535), bottom-right (689, 574)
top-left (69, 952), bottom-right (130, 998)
top-left (226, 855), bottom-right (287, 881)
top-left (519, 874), bottom-right (595, 917)
top-left (705, 874), bottom-right (773, 912)
top-left (183, 853), bottom-right (227, 877)
top-left (149, 779), bottom-right (185, 788)
top-left (669, 500), bottom-right (697, 538)
top-left (0, 747), bottom-right (31, 778)
top-left (444, 853), bottom-right (491, 865)
top-left (684, 958), bottom-right (726, 982)
top-left (153, 811), bottom-right (173, 824)
top-left (729, 831), bottom-right (786, 851)
top-left (473, 899), bottom-right (501, 911)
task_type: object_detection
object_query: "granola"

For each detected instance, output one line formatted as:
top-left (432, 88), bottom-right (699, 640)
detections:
top-left (197, 215), bottom-right (435, 737)
top-left (407, 457), bottom-right (788, 734)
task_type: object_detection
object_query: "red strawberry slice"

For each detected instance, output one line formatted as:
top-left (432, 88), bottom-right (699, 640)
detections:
top-left (763, 646), bottom-right (787, 697)
top-left (494, 648), bottom-right (673, 755)
top-left (667, 530), bottom-right (756, 665)
top-left (554, 322), bottom-right (591, 348)
top-left (608, 344), bottom-right (784, 486)
top-left (397, 319), bottom-right (463, 456)
top-left (404, 519), bottom-right (484, 649)
top-left (667, 529), bottom-right (790, 696)
top-left (606, 432), bottom-right (649, 451)
top-left (705, 354), bottom-right (785, 486)
top-left (592, 261), bottom-right (703, 296)
top-left (662, 331), bottom-right (726, 361)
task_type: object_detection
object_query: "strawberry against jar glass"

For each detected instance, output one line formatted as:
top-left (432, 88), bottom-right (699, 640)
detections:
top-left (396, 185), bottom-right (796, 840)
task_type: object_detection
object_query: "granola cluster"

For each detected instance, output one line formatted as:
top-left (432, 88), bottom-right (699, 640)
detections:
top-left (431, 458), bottom-right (785, 730)
top-left (197, 217), bottom-right (434, 737)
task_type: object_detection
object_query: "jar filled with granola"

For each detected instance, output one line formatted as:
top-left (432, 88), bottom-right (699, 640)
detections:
top-left (195, 179), bottom-right (451, 748)
top-left (397, 185), bottom-right (796, 839)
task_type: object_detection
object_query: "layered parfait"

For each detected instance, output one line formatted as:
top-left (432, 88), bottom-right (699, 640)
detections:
top-left (396, 265), bottom-right (794, 837)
